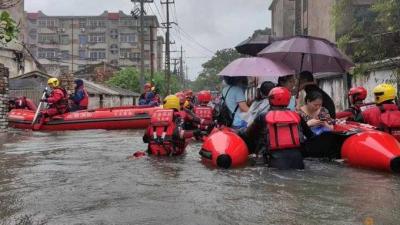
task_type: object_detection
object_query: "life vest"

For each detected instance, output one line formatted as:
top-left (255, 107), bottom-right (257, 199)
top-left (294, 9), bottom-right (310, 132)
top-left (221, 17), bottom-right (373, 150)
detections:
top-left (378, 105), bottom-right (400, 141)
top-left (362, 104), bottom-right (398, 127)
top-left (147, 109), bottom-right (184, 156)
top-left (194, 106), bottom-right (213, 130)
top-left (265, 110), bottom-right (301, 150)
top-left (78, 86), bottom-right (89, 108)
top-left (49, 87), bottom-right (69, 114)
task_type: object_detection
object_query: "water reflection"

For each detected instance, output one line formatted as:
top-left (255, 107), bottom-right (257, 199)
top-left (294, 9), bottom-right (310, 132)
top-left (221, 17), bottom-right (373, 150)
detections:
top-left (0, 130), bottom-right (399, 224)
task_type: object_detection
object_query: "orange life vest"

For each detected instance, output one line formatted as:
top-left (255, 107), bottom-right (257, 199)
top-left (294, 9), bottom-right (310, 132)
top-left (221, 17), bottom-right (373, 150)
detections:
top-left (147, 109), bottom-right (184, 156)
top-left (378, 105), bottom-right (400, 141)
top-left (265, 110), bottom-right (301, 150)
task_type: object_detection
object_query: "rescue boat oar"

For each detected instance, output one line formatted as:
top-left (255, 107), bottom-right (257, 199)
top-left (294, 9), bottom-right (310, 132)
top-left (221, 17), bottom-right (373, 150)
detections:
top-left (31, 88), bottom-right (47, 126)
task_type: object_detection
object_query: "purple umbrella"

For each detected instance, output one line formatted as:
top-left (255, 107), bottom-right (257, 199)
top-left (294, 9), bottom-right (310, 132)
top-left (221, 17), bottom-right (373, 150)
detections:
top-left (218, 57), bottom-right (295, 78)
top-left (258, 35), bottom-right (354, 73)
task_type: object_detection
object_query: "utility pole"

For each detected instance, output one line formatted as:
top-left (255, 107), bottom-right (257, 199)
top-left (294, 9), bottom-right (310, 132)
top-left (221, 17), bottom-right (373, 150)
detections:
top-left (71, 18), bottom-right (74, 72)
top-left (161, 0), bottom-right (174, 94)
top-left (149, 25), bottom-right (155, 84)
top-left (171, 58), bottom-right (179, 76)
top-left (131, 0), bottom-right (153, 92)
top-left (179, 45), bottom-right (184, 86)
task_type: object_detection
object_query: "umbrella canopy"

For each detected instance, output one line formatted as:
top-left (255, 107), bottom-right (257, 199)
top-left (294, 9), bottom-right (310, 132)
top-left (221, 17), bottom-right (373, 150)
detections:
top-left (235, 35), bottom-right (282, 56)
top-left (258, 35), bottom-right (354, 73)
top-left (218, 57), bottom-right (295, 78)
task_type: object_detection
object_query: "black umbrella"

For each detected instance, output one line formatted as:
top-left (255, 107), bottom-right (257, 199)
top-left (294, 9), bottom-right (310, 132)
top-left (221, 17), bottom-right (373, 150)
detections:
top-left (235, 35), bottom-right (282, 56)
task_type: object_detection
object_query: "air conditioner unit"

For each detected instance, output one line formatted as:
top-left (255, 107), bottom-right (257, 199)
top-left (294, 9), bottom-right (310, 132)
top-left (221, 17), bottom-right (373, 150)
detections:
top-left (80, 28), bottom-right (85, 33)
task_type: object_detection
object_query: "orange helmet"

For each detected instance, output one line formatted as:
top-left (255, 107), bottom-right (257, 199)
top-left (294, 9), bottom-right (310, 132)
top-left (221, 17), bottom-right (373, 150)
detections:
top-left (184, 89), bottom-right (193, 98)
top-left (197, 90), bottom-right (212, 104)
top-left (175, 92), bottom-right (186, 105)
top-left (268, 87), bottom-right (291, 107)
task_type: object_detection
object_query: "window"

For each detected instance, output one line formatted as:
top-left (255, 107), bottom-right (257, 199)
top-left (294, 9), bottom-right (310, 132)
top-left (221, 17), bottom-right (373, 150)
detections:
top-left (61, 51), bottom-right (69, 60)
top-left (79, 35), bottom-right (88, 45)
top-left (79, 19), bottom-right (86, 28)
top-left (38, 48), bottom-right (58, 59)
top-left (120, 48), bottom-right (137, 59)
top-left (38, 19), bottom-right (57, 28)
top-left (79, 50), bottom-right (86, 59)
top-left (29, 29), bottom-right (37, 39)
top-left (60, 35), bottom-right (69, 45)
top-left (119, 18), bottom-right (136, 27)
top-left (120, 33), bottom-right (136, 43)
top-left (303, 0), bottom-right (308, 12)
top-left (110, 44), bottom-right (119, 54)
top-left (88, 34), bottom-right (105, 43)
top-left (89, 49), bottom-right (106, 60)
top-left (88, 19), bottom-right (106, 28)
top-left (60, 65), bottom-right (69, 73)
top-left (38, 34), bottom-right (58, 44)
top-left (110, 29), bottom-right (118, 39)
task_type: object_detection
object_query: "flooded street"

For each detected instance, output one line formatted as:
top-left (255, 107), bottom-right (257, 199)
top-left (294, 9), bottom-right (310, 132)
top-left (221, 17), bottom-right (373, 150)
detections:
top-left (0, 130), bottom-right (399, 225)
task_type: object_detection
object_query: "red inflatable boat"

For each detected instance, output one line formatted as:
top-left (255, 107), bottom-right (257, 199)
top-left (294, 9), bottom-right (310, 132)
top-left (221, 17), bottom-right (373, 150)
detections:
top-left (8, 106), bottom-right (160, 131)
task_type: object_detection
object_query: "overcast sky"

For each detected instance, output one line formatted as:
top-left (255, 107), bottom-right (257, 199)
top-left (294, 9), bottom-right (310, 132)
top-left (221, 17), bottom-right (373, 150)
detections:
top-left (25, 0), bottom-right (272, 80)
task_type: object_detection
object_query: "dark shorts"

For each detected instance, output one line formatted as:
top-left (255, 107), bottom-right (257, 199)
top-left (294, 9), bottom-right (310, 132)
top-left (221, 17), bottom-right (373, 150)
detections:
top-left (269, 149), bottom-right (304, 170)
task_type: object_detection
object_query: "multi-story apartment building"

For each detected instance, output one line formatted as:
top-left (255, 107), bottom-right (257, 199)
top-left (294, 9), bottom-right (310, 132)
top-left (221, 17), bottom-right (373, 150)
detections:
top-left (269, 0), bottom-right (375, 43)
top-left (25, 11), bottom-right (164, 75)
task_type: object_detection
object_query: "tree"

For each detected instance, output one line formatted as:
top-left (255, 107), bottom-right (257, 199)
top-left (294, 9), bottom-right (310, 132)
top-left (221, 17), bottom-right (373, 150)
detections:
top-left (0, 11), bottom-right (19, 44)
top-left (333, 0), bottom-right (400, 63)
top-left (107, 67), bottom-right (182, 96)
top-left (191, 48), bottom-right (243, 91)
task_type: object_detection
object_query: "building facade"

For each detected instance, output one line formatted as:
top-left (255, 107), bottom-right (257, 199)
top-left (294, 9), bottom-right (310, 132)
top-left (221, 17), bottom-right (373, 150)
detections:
top-left (269, 0), bottom-right (375, 42)
top-left (24, 11), bottom-right (164, 76)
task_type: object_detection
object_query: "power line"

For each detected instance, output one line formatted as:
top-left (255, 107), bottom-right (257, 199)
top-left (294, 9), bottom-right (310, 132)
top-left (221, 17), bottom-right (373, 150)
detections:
top-left (175, 25), bottom-right (214, 54)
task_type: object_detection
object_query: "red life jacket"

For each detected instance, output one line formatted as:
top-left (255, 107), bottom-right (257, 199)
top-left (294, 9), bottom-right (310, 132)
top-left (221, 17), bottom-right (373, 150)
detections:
top-left (79, 86), bottom-right (89, 108)
top-left (362, 104), bottom-right (398, 127)
top-left (48, 87), bottom-right (69, 114)
top-left (378, 105), bottom-right (400, 141)
top-left (193, 106), bottom-right (213, 130)
top-left (265, 110), bottom-right (301, 150)
top-left (147, 109), bottom-right (184, 156)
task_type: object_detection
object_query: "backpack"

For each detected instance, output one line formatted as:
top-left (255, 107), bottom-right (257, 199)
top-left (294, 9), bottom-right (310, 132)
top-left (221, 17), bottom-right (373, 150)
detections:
top-left (379, 105), bottom-right (400, 141)
top-left (265, 110), bottom-right (301, 150)
top-left (214, 86), bottom-right (239, 127)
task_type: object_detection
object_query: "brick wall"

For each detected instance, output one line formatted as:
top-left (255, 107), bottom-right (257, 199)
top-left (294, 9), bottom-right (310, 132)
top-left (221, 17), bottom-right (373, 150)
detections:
top-left (0, 64), bottom-right (9, 132)
top-left (59, 73), bottom-right (75, 94)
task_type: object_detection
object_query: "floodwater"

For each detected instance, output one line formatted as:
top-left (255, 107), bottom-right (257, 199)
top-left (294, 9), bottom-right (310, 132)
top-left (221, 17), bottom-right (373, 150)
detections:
top-left (0, 130), bottom-right (399, 225)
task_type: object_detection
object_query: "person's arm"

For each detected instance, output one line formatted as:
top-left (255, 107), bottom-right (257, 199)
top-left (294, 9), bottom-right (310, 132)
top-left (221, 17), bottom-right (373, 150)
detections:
top-left (46, 90), bottom-right (63, 104)
top-left (300, 117), bottom-right (314, 139)
top-left (238, 101), bottom-right (249, 112)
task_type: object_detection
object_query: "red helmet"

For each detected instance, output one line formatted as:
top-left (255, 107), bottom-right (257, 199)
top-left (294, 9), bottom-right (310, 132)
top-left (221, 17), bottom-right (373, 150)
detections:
top-left (348, 87), bottom-right (367, 104)
top-left (197, 90), bottom-right (212, 104)
top-left (175, 92), bottom-right (186, 105)
top-left (268, 87), bottom-right (291, 107)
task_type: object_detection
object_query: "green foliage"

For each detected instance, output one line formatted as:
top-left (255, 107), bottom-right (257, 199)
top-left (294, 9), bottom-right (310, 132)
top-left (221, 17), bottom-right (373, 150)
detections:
top-left (332, 0), bottom-right (400, 64)
top-left (107, 67), bottom-right (182, 96)
top-left (191, 48), bottom-right (243, 91)
top-left (0, 11), bottom-right (19, 44)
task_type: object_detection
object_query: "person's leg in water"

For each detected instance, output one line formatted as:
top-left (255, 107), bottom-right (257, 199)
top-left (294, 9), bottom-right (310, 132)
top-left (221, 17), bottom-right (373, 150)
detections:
top-left (268, 150), bottom-right (305, 170)
top-left (33, 108), bottom-right (58, 130)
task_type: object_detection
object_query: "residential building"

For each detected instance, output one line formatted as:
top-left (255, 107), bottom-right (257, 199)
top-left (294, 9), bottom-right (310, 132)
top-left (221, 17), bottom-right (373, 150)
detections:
top-left (269, 0), bottom-right (375, 42)
top-left (0, 0), bottom-right (41, 78)
top-left (24, 11), bottom-right (164, 75)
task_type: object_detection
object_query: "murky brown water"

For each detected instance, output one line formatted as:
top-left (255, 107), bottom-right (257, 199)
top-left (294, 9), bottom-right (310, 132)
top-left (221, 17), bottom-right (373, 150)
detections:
top-left (0, 129), bottom-right (399, 225)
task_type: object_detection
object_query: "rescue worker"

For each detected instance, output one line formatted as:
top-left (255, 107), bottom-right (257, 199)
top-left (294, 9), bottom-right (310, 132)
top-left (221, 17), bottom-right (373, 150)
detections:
top-left (193, 90), bottom-right (214, 133)
top-left (151, 86), bottom-right (161, 106)
top-left (69, 79), bottom-right (89, 111)
top-left (241, 87), bottom-right (314, 170)
top-left (184, 89), bottom-right (195, 110)
top-left (361, 83), bottom-right (400, 141)
top-left (336, 87), bottom-right (368, 122)
top-left (139, 82), bottom-right (153, 106)
top-left (175, 91), bottom-right (213, 131)
top-left (9, 96), bottom-right (37, 111)
top-left (142, 95), bottom-right (203, 156)
top-left (35, 78), bottom-right (69, 129)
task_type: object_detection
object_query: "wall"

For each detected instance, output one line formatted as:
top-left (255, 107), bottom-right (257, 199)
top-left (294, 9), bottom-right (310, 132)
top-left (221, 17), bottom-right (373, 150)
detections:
top-left (319, 76), bottom-right (347, 111)
top-left (307, 0), bottom-right (336, 42)
top-left (0, 64), bottom-right (9, 132)
top-left (270, 0), bottom-right (295, 37)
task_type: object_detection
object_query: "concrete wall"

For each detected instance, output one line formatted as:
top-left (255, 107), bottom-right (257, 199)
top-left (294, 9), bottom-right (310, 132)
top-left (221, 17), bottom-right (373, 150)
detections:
top-left (318, 67), bottom-right (399, 112)
top-left (307, 0), bottom-right (336, 42)
top-left (0, 64), bottom-right (9, 132)
top-left (270, 0), bottom-right (295, 37)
